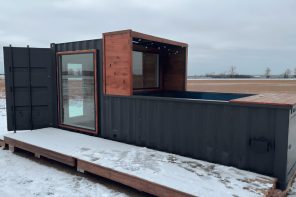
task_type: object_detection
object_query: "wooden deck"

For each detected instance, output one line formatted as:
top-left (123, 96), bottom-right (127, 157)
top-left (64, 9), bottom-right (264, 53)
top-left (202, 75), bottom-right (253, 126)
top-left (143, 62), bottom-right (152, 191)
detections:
top-left (77, 160), bottom-right (193, 197)
top-left (3, 134), bottom-right (194, 197)
top-left (2, 128), bottom-right (278, 197)
top-left (230, 93), bottom-right (296, 107)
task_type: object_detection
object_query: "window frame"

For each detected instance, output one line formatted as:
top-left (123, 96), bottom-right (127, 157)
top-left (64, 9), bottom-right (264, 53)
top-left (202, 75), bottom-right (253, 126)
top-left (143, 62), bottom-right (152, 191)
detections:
top-left (132, 50), bottom-right (161, 91)
top-left (56, 50), bottom-right (98, 135)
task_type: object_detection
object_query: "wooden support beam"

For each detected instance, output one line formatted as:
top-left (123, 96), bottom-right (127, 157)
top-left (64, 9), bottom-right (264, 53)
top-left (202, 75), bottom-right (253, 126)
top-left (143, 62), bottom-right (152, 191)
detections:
top-left (9, 145), bottom-right (15, 152)
top-left (77, 168), bottom-right (85, 173)
top-left (0, 139), bottom-right (5, 148)
top-left (4, 136), bottom-right (76, 167)
top-left (34, 153), bottom-right (41, 158)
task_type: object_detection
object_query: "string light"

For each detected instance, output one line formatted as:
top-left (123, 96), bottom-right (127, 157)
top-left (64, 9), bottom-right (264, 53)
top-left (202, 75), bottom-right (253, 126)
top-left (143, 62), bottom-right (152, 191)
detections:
top-left (132, 38), bottom-right (182, 55)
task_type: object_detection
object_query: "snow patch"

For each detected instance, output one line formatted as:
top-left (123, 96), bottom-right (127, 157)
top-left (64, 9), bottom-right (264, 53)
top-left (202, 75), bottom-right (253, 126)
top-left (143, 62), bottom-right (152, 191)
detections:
top-left (0, 150), bottom-right (131, 197)
top-left (0, 98), bottom-right (8, 140)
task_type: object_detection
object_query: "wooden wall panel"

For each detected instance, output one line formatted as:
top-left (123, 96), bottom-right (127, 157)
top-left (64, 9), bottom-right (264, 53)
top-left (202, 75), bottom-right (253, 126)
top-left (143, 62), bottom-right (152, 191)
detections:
top-left (143, 53), bottom-right (159, 88)
top-left (163, 48), bottom-right (187, 91)
top-left (103, 31), bottom-right (132, 96)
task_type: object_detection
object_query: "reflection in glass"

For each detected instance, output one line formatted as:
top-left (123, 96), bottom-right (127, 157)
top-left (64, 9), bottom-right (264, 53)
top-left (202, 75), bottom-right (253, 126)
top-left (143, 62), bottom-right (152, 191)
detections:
top-left (59, 53), bottom-right (96, 131)
top-left (133, 51), bottom-right (159, 89)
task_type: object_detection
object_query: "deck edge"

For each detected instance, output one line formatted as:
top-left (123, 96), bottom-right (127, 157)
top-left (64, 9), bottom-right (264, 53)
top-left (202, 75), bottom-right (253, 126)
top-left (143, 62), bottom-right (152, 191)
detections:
top-left (77, 159), bottom-right (195, 197)
top-left (4, 136), bottom-right (76, 166)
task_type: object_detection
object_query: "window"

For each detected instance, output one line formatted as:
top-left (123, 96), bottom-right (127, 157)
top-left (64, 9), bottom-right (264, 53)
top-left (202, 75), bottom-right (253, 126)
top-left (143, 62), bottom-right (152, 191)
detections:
top-left (133, 51), bottom-right (159, 89)
top-left (58, 52), bottom-right (96, 132)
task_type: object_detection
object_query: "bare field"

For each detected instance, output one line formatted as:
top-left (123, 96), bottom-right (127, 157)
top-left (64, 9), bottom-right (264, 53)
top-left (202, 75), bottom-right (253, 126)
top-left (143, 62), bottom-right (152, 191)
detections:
top-left (1, 79), bottom-right (296, 95)
top-left (187, 79), bottom-right (296, 94)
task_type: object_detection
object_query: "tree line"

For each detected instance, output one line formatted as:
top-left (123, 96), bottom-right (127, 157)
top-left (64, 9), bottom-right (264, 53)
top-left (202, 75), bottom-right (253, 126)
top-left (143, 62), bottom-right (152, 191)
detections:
top-left (265, 67), bottom-right (296, 78)
top-left (205, 66), bottom-right (296, 78)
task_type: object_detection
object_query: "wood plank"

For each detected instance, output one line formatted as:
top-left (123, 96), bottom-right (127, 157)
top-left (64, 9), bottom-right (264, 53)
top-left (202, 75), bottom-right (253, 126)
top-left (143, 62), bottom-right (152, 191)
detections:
top-left (4, 136), bottom-right (76, 166)
top-left (230, 93), bottom-right (296, 107)
top-left (77, 159), bottom-right (195, 197)
top-left (103, 31), bottom-right (132, 96)
top-left (131, 31), bottom-right (188, 48)
top-left (103, 30), bottom-right (188, 48)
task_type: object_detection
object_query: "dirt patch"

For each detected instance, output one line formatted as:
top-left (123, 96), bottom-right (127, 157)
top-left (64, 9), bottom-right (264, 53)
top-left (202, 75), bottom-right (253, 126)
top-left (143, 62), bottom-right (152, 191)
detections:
top-left (1, 78), bottom-right (296, 96)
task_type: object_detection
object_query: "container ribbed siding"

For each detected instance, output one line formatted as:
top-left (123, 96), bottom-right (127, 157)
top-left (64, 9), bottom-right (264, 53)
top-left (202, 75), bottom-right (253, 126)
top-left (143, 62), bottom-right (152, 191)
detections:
top-left (54, 39), bottom-right (102, 52)
top-left (102, 95), bottom-right (292, 189)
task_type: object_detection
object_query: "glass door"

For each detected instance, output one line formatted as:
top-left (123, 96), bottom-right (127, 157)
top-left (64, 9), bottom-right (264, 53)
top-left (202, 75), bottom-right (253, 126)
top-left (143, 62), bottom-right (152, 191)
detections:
top-left (57, 50), bottom-right (97, 134)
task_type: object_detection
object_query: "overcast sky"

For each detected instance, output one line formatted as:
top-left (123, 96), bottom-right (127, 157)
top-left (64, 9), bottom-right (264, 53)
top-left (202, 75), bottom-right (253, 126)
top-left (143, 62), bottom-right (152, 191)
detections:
top-left (0, 0), bottom-right (296, 75)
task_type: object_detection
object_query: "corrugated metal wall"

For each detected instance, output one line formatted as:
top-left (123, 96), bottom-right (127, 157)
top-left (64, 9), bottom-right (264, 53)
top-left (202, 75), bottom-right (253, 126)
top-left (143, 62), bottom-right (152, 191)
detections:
top-left (54, 39), bottom-right (102, 52)
top-left (102, 95), bottom-right (291, 188)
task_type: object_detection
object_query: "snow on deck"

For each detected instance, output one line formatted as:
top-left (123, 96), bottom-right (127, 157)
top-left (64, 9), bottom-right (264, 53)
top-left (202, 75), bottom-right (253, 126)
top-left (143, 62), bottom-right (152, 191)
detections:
top-left (4, 128), bottom-right (276, 197)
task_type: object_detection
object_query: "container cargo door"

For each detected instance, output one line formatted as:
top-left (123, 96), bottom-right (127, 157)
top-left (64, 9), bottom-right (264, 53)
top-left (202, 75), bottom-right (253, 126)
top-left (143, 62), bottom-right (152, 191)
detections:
top-left (3, 46), bottom-right (55, 131)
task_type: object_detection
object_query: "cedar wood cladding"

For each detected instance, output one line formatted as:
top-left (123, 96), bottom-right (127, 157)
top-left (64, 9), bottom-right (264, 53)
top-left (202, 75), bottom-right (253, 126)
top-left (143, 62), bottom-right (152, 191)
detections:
top-left (103, 30), bottom-right (188, 96)
top-left (103, 30), bottom-right (132, 96)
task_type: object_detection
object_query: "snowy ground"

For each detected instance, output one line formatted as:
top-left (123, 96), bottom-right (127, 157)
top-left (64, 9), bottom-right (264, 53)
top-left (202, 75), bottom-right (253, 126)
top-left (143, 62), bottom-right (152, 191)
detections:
top-left (0, 150), bottom-right (146, 197)
top-left (0, 97), bottom-right (7, 139)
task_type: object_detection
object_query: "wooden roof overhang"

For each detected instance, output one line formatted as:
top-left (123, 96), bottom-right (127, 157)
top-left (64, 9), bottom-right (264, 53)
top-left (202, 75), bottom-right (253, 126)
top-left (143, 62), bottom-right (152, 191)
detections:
top-left (103, 29), bottom-right (188, 48)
